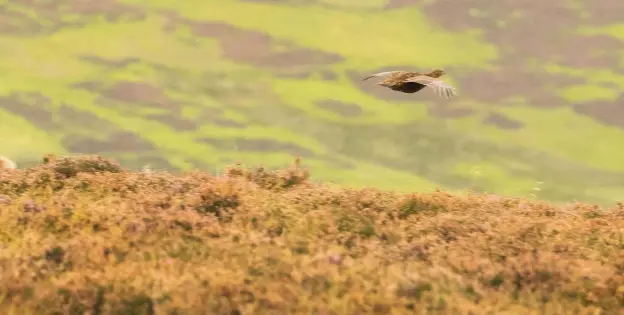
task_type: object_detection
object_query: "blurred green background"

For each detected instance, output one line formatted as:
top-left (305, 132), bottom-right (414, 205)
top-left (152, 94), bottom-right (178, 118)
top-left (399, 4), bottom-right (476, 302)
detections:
top-left (1, 0), bottom-right (624, 204)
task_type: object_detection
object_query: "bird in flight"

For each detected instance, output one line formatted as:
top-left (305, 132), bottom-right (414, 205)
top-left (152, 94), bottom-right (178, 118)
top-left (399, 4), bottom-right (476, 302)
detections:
top-left (362, 69), bottom-right (457, 99)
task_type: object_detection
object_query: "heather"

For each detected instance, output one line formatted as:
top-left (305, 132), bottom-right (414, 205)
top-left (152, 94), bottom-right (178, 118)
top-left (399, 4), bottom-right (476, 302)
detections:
top-left (0, 155), bottom-right (622, 314)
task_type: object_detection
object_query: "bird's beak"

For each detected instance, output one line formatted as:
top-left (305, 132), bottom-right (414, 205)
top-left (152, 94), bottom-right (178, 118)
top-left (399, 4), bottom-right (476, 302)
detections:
top-left (362, 75), bottom-right (374, 81)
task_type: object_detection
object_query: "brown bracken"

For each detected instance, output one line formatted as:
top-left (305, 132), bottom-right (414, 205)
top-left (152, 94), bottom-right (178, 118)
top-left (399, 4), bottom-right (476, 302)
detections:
top-left (0, 154), bottom-right (623, 314)
top-left (362, 69), bottom-right (457, 99)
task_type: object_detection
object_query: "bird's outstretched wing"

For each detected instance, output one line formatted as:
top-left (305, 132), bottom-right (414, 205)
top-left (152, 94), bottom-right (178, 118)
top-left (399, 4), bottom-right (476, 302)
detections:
top-left (361, 71), bottom-right (398, 81)
top-left (405, 75), bottom-right (457, 99)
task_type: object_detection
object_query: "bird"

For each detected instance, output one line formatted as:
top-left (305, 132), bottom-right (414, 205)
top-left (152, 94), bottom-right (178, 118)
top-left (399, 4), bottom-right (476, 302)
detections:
top-left (362, 69), bottom-right (457, 99)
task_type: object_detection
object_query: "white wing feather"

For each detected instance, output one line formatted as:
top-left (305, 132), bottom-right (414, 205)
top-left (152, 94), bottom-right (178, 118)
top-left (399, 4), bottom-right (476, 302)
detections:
top-left (406, 76), bottom-right (457, 99)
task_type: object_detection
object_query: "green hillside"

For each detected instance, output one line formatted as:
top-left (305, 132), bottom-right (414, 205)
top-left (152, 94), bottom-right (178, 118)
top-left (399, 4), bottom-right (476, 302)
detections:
top-left (1, 0), bottom-right (624, 204)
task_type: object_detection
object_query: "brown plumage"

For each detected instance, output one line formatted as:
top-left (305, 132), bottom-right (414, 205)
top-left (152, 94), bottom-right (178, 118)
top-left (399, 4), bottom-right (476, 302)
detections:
top-left (362, 69), bottom-right (457, 99)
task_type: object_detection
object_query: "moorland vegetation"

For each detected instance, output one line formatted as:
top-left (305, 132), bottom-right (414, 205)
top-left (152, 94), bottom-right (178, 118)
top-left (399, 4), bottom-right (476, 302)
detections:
top-left (0, 155), bottom-right (622, 314)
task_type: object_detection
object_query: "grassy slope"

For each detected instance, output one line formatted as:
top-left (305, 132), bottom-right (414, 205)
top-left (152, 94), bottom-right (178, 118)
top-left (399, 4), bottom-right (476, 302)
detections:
top-left (0, 155), bottom-right (622, 314)
top-left (1, 0), bottom-right (624, 204)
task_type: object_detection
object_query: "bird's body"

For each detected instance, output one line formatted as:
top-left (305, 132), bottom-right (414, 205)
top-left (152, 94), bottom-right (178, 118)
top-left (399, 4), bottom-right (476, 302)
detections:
top-left (362, 69), bottom-right (456, 99)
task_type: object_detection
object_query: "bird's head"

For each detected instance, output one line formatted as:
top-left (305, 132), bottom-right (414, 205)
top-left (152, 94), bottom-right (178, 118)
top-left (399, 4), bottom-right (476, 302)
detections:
top-left (428, 69), bottom-right (446, 78)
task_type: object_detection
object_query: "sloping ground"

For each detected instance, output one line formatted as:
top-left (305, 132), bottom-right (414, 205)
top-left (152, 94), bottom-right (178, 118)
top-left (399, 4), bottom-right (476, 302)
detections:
top-left (1, 0), bottom-right (624, 204)
top-left (0, 155), bottom-right (623, 314)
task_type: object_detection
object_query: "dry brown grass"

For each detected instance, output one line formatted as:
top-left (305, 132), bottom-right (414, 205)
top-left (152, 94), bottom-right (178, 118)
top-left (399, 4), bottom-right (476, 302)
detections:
top-left (0, 155), bottom-right (623, 315)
